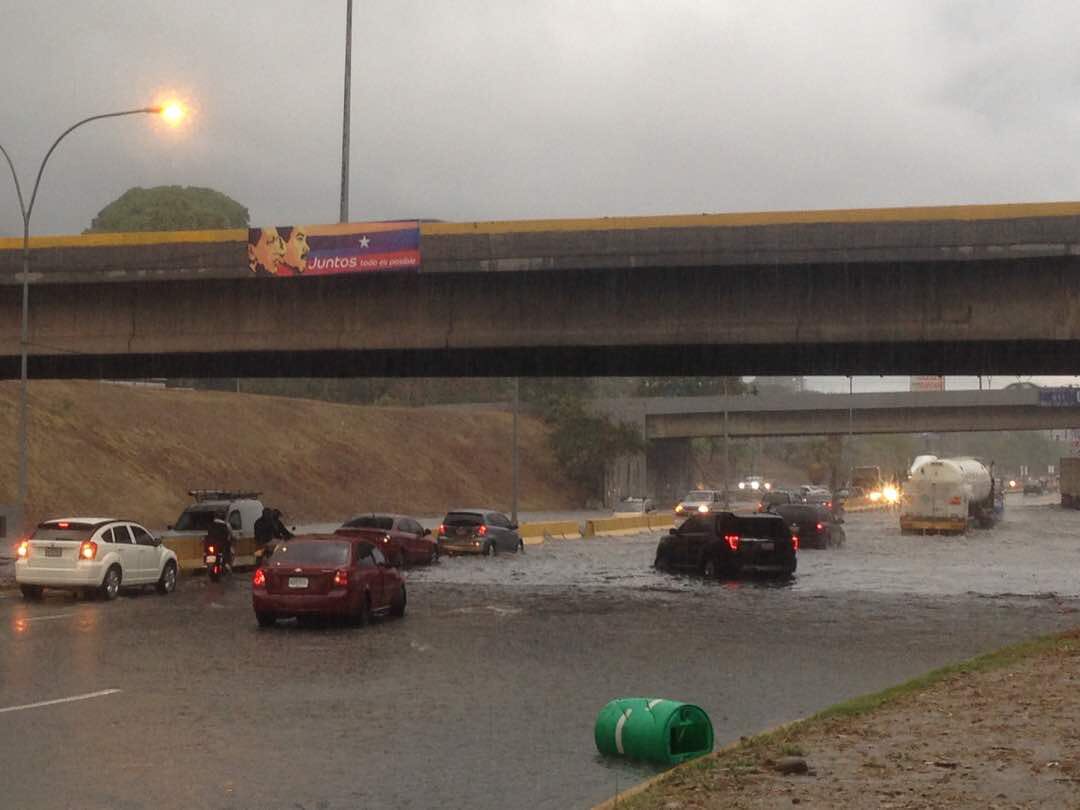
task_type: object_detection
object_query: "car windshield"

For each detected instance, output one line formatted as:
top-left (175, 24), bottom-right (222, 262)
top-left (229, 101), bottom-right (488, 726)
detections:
top-left (343, 515), bottom-right (393, 530)
top-left (271, 541), bottom-right (351, 567)
top-left (444, 512), bottom-right (483, 526)
top-left (173, 507), bottom-right (225, 531)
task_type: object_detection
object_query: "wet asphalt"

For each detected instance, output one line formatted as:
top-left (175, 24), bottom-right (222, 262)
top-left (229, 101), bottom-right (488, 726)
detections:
top-left (1, 495), bottom-right (1077, 810)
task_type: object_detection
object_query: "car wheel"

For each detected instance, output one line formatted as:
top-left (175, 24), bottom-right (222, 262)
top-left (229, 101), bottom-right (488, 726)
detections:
top-left (429, 545), bottom-right (439, 564)
top-left (156, 561), bottom-right (178, 595)
top-left (517, 538), bottom-right (524, 552)
top-left (701, 556), bottom-right (720, 579)
top-left (19, 584), bottom-right (43, 600)
top-left (99, 566), bottom-right (122, 601)
top-left (484, 542), bottom-right (495, 557)
top-left (391, 585), bottom-right (406, 618)
top-left (255, 611), bottom-right (276, 628)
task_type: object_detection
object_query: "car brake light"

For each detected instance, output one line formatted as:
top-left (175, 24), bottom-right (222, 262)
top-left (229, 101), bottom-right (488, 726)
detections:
top-left (724, 534), bottom-right (740, 551)
top-left (252, 568), bottom-right (266, 588)
top-left (207, 545), bottom-right (215, 554)
top-left (57, 521), bottom-right (69, 529)
top-left (949, 496), bottom-right (962, 505)
top-left (438, 524), bottom-right (446, 535)
top-left (825, 502), bottom-right (832, 509)
top-left (16, 540), bottom-right (28, 559)
top-left (477, 525), bottom-right (487, 536)
top-left (333, 569), bottom-right (349, 587)
top-left (79, 540), bottom-right (97, 561)
top-left (816, 523), bottom-right (824, 532)
top-left (792, 535), bottom-right (799, 550)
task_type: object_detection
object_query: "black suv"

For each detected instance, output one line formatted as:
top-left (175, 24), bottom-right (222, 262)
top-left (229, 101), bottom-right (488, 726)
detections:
top-left (654, 512), bottom-right (796, 579)
top-left (771, 503), bottom-right (842, 549)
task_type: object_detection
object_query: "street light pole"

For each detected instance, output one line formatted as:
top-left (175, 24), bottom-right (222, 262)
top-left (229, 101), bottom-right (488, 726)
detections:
top-left (340, 0), bottom-right (353, 223)
top-left (0, 106), bottom-right (167, 532)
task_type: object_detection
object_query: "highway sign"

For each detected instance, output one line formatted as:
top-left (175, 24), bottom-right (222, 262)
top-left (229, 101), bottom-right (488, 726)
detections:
top-left (1038, 387), bottom-right (1080, 407)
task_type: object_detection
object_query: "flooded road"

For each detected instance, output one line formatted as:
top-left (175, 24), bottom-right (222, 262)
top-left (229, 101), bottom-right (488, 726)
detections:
top-left (0, 496), bottom-right (1077, 809)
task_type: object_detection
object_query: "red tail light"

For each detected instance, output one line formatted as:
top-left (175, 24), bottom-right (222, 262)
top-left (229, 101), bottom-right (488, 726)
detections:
top-left (724, 534), bottom-right (740, 551)
top-left (57, 521), bottom-right (70, 529)
top-left (252, 568), bottom-right (266, 588)
top-left (16, 540), bottom-right (29, 559)
top-left (333, 569), bottom-right (349, 587)
top-left (949, 496), bottom-right (962, 505)
top-left (792, 535), bottom-right (800, 550)
top-left (79, 540), bottom-right (97, 560)
top-left (438, 524), bottom-right (446, 535)
top-left (816, 523), bottom-right (824, 532)
top-left (825, 501), bottom-right (832, 509)
top-left (477, 525), bottom-right (487, 536)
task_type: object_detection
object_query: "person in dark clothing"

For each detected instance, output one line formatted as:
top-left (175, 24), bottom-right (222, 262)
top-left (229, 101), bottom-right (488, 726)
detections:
top-left (206, 517), bottom-right (234, 570)
top-left (254, 507), bottom-right (293, 566)
top-left (272, 509), bottom-right (293, 541)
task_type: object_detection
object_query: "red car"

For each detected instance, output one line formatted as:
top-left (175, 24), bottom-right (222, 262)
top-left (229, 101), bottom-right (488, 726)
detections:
top-left (252, 536), bottom-right (406, 628)
top-left (335, 513), bottom-right (437, 567)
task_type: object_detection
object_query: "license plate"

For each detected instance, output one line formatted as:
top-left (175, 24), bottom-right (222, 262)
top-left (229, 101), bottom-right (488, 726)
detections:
top-left (204, 554), bottom-right (216, 564)
top-left (761, 542), bottom-right (774, 552)
top-left (288, 577), bottom-right (309, 589)
top-left (45, 547), bottom-right (62, 558)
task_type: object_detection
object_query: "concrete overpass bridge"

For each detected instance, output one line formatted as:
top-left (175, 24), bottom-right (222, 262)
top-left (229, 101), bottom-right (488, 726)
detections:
top-left (597, 388), bottom-right (1080, 503)
top-left (1, 201), bottom-right (1080, 379)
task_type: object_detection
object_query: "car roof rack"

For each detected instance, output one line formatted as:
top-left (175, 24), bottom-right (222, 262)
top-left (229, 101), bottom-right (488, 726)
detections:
top-left (188, 489), bottom-right (261, 503)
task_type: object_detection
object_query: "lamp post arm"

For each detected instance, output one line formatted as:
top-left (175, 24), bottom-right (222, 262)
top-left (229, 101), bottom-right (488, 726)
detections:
top-left (0, 142), bottom-right (29, 226)
top-left (24, 107), bottom-right (159, 223)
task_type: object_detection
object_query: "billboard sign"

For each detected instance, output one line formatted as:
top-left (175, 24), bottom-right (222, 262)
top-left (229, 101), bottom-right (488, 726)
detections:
top-left (909, 376), bottom-right (945, 392)
top-left (1038, 387), bottom-right (1080, 407)
top-left (247, 221), bottom-right (420, 276)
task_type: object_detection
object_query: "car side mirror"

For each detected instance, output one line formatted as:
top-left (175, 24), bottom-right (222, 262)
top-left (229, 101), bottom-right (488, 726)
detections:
top-left (509, 523), bottom-right (519, 531)
top-left (424, 528), bottom-right (432, 536)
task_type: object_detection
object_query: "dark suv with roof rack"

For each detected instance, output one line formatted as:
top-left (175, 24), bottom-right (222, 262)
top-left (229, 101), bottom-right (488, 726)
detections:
top-left (654, 511), bottom-right (797, 579)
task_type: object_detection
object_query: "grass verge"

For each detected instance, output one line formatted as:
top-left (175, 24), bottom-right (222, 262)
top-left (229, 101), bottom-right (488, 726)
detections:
top-left (599, 627), bottom-right (1079, 810)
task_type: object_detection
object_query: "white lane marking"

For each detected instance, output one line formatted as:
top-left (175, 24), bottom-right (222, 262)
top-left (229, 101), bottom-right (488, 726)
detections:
top-left (615, 708), bottom-right (632, 755)
top-left (0, 689), bottom-right (121, 715)
top-left (19, 613), bottom-right (78, 623)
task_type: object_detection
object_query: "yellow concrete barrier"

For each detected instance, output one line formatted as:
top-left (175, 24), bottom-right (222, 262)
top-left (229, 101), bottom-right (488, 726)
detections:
top-left (584, 515), bottom-right (653, 537)
top-left (519, 520), bottom-right (582, 544)
top-left (647, 514), bottom-right (675, 533)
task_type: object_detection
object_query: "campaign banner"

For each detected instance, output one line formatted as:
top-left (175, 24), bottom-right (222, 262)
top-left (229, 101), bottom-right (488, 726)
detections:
top-left (246, 221), bottom-right (420, 276)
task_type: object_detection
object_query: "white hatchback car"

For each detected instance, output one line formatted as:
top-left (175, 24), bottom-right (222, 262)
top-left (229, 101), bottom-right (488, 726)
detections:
top-left (15, 518), bottom-right (179, 601)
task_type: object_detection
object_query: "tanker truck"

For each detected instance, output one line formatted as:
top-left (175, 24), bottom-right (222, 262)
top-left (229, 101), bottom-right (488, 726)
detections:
top-left (899, 456), bottom-right (1003, 535)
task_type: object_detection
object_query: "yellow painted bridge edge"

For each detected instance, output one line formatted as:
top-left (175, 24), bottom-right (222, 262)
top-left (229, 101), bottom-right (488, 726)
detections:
top-left (4, 201), bottom-right (1080, 250)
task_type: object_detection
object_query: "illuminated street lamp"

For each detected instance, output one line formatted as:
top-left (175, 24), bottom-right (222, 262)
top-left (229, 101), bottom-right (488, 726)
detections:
top-left (0, 101), bottom-right (185, 532)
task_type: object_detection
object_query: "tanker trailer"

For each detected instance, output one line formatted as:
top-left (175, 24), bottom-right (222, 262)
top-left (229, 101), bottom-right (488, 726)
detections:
top-left (900, 457), bottom-right (1001, 535)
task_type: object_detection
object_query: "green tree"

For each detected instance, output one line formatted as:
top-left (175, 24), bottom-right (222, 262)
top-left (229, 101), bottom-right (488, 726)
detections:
top-left (86, 185), bottom-right (249, 232)
top-left (541, 397), bottom-right (644, 500)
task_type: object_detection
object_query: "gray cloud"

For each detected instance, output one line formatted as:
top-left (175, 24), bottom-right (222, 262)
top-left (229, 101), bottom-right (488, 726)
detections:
top-left (2, 0), bottom-right (1078, 237)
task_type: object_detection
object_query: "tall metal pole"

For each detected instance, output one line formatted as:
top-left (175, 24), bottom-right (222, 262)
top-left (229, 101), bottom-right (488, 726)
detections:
top-left (847, 375), bottom-right (854, 486)
top-left (1, 107), bottom-right (161, 532)
top-left (511, 377), bottom-right (519, 524)
top-left (339, 0), bottom-right (353, 223)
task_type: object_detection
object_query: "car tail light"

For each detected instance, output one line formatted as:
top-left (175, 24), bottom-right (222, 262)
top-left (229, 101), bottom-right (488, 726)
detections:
top-left (724, 534), bottom-right (740, 551)
top-left (477, 525), bottom-right (487, 536)
top-left (792, 535), bottom-right (800, 550)
top-left (16, 540), bottom-right (28, 559)
top-left (816, 523), bottom-right (824, 532)
top-left (438, 524), bottom-right (446, 535)
top-left (825, 501), bottom-right (832, 509)
top-left (333, 569), bottom-right (349, 587)
top-left (57, 521), bottom-right (70, 529)
top-left (207, 545), bottom-right (215, 554)
top-left (949, 496), bottom-right (962, 505)
top-left (252, 568), bottom-right (266, 588)
top-left (79, 540), bottom-right (97, 561)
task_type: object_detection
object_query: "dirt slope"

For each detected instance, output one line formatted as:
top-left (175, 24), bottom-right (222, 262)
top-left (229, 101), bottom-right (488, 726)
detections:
top-left (0, 381), bottom-right (581, 528)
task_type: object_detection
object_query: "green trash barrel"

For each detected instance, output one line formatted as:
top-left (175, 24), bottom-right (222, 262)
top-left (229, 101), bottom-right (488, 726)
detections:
top-left (594, 697), bottom-right (714, 766)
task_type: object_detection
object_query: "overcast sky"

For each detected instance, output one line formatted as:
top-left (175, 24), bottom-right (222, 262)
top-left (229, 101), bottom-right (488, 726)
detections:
top-left (3, 1), bottom-right (1079, 391)
top-left (3, 0), bottom-right (1079, 236)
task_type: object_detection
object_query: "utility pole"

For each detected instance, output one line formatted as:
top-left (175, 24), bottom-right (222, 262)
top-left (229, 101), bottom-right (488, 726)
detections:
top-left (339, 0), bottom-right (353, 223)
top-left (511, 378), bottom-right (519, 524)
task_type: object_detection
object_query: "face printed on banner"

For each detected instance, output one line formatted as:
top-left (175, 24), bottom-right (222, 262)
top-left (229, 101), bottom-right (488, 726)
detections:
top-left (247, 227), bottom-right (286, 275)
top-left (277, 226), bottom-right (310, 274)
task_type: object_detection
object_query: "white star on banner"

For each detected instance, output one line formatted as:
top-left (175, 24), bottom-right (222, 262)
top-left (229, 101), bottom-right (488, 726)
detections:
top-left (358, 236), bottom-right (370, 248)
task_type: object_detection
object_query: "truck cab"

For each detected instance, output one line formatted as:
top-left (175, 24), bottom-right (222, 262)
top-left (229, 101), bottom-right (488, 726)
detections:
top-left (159, 490), bottom-right (265, 568)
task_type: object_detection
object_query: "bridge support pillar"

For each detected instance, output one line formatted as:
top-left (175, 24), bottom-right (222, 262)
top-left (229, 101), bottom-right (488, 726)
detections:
top-left (647, 439), bottom-right (693, 505)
